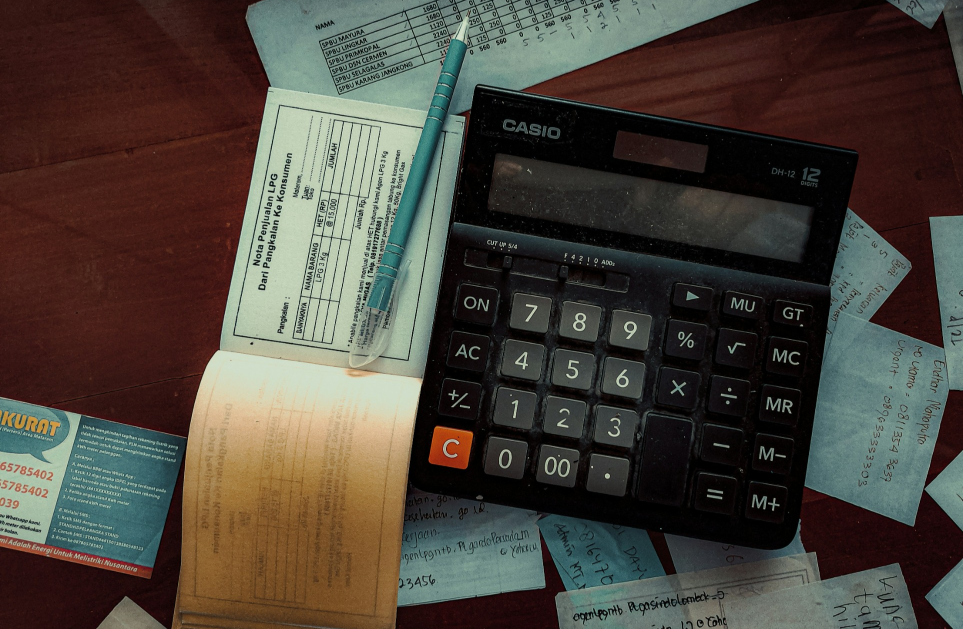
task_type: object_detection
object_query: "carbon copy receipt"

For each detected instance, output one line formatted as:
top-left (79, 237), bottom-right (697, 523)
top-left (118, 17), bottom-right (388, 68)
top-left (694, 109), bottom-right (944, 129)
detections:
top-left (221, 88), bottom-right (463, 378)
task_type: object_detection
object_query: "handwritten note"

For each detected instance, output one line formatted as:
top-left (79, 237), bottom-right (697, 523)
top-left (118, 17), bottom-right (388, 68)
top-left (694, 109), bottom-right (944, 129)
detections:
top-left (931, 216), bottom-right (963, 389)
top-left (724, 563), bottom-right (918, 629)
top-left (926, 449), bottom-right (963, 531)
top-left (554, 554), bottom-right (819, 629)
top-left (806, 313), bottom-right (950, 525)
top-left (826, 209), bottom-right (912, 352)
top-left (97, 598), bottom-right (165, 629)
top-left (926, 558), bottom-right (963, 628)
top-left (664, 524), bottom-right (804, 574)
top-left (885, 0), bottom-right (948, 28)
top-left (398, 489), bottom-right (544, 605)
top-left (538, 515), bottom-right (664, 591)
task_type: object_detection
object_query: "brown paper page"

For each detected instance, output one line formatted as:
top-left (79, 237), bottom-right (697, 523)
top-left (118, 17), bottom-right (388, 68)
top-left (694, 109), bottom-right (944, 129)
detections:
top-left (176, 350), bottom-right (420, 629)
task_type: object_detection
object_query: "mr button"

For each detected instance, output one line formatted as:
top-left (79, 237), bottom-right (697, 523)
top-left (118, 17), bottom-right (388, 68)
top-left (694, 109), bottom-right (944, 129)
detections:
top-left (766, 337), bottom-right (807, 378)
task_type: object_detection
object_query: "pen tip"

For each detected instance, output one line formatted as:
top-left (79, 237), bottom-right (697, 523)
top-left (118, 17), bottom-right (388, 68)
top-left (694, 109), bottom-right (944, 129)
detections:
top-left (454, 14), bottom-right (469, 42)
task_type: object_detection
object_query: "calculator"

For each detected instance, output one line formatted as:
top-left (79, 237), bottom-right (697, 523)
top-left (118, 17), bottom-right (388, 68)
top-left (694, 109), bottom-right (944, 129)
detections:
top-left (409, 86), bottom-right (858, 549)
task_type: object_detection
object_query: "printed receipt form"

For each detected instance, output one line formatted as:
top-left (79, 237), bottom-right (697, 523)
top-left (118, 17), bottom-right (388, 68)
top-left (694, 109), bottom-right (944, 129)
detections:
top-left (221, 88), bottom-right (463, 377)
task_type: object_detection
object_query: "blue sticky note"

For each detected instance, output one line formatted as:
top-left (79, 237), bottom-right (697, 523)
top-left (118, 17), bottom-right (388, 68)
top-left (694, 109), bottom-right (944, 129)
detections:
top-left (931, 216), bottom-right (963, 390)
top-left (664, 523), bottom-right (804, 574)
top-left (927, 558), bottom-right (963, 628)
top-left (537, 515), bottom-right (664, 590)
top-left (806, 313), bottom-right (950, 525)
top-left (926, 449), bottom-right (963, 532)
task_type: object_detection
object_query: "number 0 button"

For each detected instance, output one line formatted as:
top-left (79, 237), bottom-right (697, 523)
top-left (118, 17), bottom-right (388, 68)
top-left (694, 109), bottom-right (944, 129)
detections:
top-left (484, 436), bottom-right (528, 479)
top-left (536, 445), bottom-right (579, 487)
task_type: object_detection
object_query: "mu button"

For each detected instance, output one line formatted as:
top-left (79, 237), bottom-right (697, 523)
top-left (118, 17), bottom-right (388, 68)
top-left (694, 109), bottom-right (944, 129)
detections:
top-left (428, 426), bottom-right (474, 469)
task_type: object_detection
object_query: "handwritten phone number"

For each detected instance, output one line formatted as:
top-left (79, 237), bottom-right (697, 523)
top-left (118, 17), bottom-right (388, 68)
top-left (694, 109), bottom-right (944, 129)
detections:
top-left (0, 480), bottom-right (50, 498)
top-left (0, 498), bottom-right (20, 509)
top-left (0, 462), bottom-right (55, 481)
top-left (399, 574), bottom-right (436, 590)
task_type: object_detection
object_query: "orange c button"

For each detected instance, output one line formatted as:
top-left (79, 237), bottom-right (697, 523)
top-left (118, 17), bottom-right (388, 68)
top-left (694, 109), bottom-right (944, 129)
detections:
top-left (428, 426), bottom-right (473, 469)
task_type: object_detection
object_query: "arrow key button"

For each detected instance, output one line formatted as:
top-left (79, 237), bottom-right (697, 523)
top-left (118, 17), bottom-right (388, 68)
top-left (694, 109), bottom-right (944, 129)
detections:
top-left (672, 283), bottom-right (712, 311)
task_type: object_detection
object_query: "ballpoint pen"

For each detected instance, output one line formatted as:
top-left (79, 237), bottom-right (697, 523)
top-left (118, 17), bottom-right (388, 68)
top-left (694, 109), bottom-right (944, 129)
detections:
top-left (349, 14), bottom-right (471, 368)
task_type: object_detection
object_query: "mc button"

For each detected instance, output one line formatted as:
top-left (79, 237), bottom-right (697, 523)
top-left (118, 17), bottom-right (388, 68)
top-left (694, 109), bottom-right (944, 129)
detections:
top-left (447, 331), bottom-right (490, 372)
top-left (766, 337), bottom-right (807, 378)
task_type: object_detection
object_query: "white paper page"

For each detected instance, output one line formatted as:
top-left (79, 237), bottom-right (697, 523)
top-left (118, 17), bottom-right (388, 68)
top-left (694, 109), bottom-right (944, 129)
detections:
top-left (825, 209), bottom-right (912, 353)
top-left (97, 597), bottom-right (165, 629)
top-left (220, 88), bottom-right (463, 378)
top-left (554, 554), bottom-right (819, 629)
top-left (538, 515), bottom-right (664, 591)
top-left (724, 564), bottom-right (918, 629)
top-left (885, 0), bottom-right (948, 28)
top-left (926, 449), bottom-right (963, 531)
top-left (806, 313), bottom-right (950, 525)
top-left (397, 488), bottom-right (545, 605)
top-left (947, 1), bottom-right (963, 93)
top-left (927, 558), bottom-right (963, 628)
top-left (664, 523), bottom-right (803, 574)
top-left (246, 0), bottom-right (758, 114)
top-left (930, 216), bottom-right (963, 389)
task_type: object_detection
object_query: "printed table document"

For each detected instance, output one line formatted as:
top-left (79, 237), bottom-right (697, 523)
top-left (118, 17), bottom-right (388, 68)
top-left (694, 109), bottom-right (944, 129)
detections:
top-left (0, 397), bottom-right (185, 579)
top-left (173, 88), bottom-right (463, 629)
top-left (246, 0), bottom-right (758, 114)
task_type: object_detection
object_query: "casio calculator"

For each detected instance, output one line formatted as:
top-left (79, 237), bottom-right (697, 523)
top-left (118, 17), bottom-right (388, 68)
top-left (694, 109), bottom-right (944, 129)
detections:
top-left (409, 86), bottom-right (858, 549)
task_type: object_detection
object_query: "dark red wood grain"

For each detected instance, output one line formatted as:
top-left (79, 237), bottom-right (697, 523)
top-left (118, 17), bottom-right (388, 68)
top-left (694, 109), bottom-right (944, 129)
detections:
top-left (1, 1), bottom-right (961, 627)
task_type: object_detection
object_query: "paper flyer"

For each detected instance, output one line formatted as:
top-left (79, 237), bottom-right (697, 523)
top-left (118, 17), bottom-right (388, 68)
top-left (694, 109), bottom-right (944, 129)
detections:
top-left (0, 397), bottom-right (186, 578)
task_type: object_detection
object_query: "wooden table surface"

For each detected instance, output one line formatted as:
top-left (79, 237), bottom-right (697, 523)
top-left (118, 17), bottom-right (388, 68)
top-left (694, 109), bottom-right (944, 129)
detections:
top-left (2, 1), bottom-right (962, 627)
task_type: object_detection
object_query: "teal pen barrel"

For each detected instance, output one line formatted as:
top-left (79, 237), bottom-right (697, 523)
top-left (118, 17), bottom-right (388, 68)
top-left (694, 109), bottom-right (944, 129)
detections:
top-left (367, 35), bottom-right (468, 311)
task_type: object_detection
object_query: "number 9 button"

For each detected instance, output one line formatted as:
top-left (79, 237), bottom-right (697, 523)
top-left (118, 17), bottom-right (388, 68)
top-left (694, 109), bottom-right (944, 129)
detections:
top-left (609, 310), bottom-right (652, 351)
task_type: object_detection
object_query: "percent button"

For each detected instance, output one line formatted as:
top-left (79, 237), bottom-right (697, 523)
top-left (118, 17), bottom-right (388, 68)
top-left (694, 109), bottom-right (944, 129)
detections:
top-left (664, 319), bottom-right (708, 361)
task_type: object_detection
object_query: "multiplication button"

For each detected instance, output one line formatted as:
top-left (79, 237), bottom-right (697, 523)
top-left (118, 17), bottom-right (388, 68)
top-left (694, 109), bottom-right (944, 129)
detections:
top-left (664, 319), bottom-right (708, 361)
top-left (655, 367), bottom-right (700, 411)
top-left (438, 379), bottom-right (482, 420)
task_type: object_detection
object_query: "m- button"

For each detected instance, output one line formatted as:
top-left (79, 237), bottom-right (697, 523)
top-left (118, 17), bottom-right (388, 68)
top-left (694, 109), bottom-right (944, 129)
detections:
top-left (454, 284), bottom-right (499, 326)
top-left (447, 331), bottom-right (490, 372)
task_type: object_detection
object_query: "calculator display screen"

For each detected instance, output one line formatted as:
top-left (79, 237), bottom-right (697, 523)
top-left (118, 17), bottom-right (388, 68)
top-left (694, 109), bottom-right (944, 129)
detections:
top-left (488, 154), bottom-right (815, 263)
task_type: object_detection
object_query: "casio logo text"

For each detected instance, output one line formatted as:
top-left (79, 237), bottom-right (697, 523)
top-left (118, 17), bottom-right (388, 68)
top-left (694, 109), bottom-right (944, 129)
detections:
top-left (502, 119), bottom-right (561, 139)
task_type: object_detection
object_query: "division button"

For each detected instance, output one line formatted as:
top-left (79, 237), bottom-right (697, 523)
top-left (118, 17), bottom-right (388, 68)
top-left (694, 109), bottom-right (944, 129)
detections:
top-left (664, 319), bottom-right (708, 361)
top-left (484, 436), bottom-right (528, 479)
top-left (509, 293), bottom-right (553, 333)
top-left (586, 454), bottom-right (630, 497)
top-left (752, 433), bottom-right (794, 475)
top-left (609, 310), bottom-right (652, 351)
top-left (638, 413), bottom-right (693, 506)
top-left (766, 337), bottom-right (808, 378)
top-left (706, 375), bottom-right (751, 418)
top-left (722, 291), bottom-right (765, 320)
top-left (500, 339), bottom-right (545, 380)
top-left (438, 379), bottom-right (483, 420)
top-left (492, 387), bottom-right (537, 430)
top-left (700, 424), bottom-right (744, 467)
top-left (655, 367), bottom-right (701, 411)
top-left (447, 331), bottom-right (490, 372)
top-left (693, 473), bottom-right (738, 515)
top-left (559, 301), bottom-right (603, 342)
top-left (543, 396), bottom-right (587, 438)
top-left (536, 445), bottom-right (580, 488)
top-left (714, 328), bottom-right (758, 370)
top-left (758, 385), bottom-right (802, 426)
top-left (672, 283), bottom-right (712, 311)
top-left (454, 284), bottom-right (499, 326)
top-left (428, 426), bottom-right (474, 469)
top-left (593, 406), bottom-right (640, 449)
top-left (745, 482), bottom-right (789, 523)
top-left (773, 300), bottom-right (813, 328)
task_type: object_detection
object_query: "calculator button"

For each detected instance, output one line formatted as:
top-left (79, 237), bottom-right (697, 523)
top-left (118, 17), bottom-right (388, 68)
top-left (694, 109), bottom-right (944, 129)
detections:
top-left (509, 293), bottom-right (553, 334)
top-left (655, 367), bottom-right (700, 410)
top-left (701, 424), bottom-right (744, 466)
top-left (447, 331), bottom-right (490, 372)
top-left (559, 301), bottom-right (602, 342)
top-left (693, 473), bottom-right (738, 515)
top-left (593, 406), bottom-right (639, 449)
top-left (773, 300), bottom-right (813, 328)
top-left (601, 357), bottom-right (646, 399)
top-left (706, 376), bottom-right (750, 418)
top-left (664, 320), bottom-right (708, 361)
top-left (454, 284), bottom-right (499, 326)
top-left (752, 434), bottom-right (794, 475)
top-left (428, 426), bottom-right (473, 469)
top-left (536, 445), bottom-right (580, 488)
top-left (714, 328), bottom-right (758, 370)
top-left (484, 437), bottom-right (528, 479)
top-left (638, 413), bottom-right (693, 506)
top-left (543, 396), bottom-right (586, 438)
top-left (438, 379), bottom-right (482, 420)
top-left (745, 482), bottom-right (788, 523)
top-left (672, 283), bottom-right (712, 311)
top-left (766, 337), bottom-right (808, 378)
top-left (492, 387), bottom-right (537, 429)
top-left (586, 455), bottom-right (630, 497)
top-left (500, 339), bottom-right (545, 380)
top-left (721, 291), bottom-right (764, 320)
top-left (759, 385), bottom-right (801, 426)
top-left (551, 349), bottom-right (596, 390)
top-left (609, 310), bottom-right (652, 351)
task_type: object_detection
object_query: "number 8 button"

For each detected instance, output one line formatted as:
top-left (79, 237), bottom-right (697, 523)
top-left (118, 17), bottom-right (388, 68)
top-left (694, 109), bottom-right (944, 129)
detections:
top-left (560, 301), bottom-right (602, 342)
